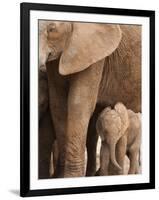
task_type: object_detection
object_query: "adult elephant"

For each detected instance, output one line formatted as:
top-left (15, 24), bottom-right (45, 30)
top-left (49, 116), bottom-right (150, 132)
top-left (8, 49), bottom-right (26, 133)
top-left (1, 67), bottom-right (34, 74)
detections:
top-left (39, 21), bottom-right (141, 178)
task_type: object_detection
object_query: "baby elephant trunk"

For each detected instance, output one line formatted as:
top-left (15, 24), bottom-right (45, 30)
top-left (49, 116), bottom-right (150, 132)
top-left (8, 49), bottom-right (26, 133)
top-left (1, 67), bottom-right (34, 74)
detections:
top-left (109, 142), bottom-right (122, 171)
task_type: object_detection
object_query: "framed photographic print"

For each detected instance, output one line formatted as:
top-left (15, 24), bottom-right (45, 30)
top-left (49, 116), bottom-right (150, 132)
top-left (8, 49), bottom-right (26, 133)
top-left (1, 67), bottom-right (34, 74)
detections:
top-left (20, 2), bottom-right (155, 197)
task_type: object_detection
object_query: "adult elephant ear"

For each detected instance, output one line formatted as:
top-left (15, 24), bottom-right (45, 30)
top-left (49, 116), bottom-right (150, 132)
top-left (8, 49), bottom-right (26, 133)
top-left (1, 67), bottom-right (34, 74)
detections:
top-left (59, 23), bottom-right (122, 75)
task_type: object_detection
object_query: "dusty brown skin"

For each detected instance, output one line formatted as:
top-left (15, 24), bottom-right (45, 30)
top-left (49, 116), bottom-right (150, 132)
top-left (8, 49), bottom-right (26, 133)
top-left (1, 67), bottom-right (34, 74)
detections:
top-left (39, 21), bottom-right (141, 178)
top-left (96, 103), bottom-right (141, 176)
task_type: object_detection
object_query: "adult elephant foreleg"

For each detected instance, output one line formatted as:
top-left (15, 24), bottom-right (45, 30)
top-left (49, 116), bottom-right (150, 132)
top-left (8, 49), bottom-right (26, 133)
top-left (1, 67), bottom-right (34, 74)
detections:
top-left (64, 60), bottom-right (104, 177)
top-left (86, 114), bottom-right (99, 176)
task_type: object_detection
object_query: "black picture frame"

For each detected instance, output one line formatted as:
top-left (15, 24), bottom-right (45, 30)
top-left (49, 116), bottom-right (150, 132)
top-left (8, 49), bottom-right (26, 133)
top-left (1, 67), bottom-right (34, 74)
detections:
top-left (20, 2), bottom-right (155, 197)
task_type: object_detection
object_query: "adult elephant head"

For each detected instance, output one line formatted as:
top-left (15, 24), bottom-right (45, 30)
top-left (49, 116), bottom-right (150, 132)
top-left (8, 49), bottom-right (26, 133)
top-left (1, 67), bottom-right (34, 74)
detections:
top-left (39, 21), bottom-right (141, 178)
top-left (39, 21), bottom-right (122, 74)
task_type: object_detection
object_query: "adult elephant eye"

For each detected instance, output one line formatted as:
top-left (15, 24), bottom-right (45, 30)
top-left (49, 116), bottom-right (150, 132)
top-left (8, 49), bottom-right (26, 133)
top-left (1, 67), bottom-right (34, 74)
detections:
top-left (48, 27), bottom-right (54, 32)
top-left (47, 23), bottom-right (56, 33)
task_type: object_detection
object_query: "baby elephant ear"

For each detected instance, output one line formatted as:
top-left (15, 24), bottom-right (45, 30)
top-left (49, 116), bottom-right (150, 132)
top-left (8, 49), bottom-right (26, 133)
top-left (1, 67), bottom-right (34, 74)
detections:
top-left (59, 23), bottom-right (122, 75)
top-left (115, 102), bottom-right (129, 134)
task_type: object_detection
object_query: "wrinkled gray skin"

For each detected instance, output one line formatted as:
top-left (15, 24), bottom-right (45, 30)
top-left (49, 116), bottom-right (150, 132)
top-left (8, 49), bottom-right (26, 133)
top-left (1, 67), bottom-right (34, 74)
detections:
top-left (39, 21), bottom-right (141, 178)
top-left (96, 103), bottom-right (141, 176)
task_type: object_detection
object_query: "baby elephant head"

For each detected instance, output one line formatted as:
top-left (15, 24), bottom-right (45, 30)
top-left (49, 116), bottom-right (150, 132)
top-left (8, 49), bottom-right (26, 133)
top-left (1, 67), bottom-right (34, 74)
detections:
top-left (96, 102), bottom-right (129, 170)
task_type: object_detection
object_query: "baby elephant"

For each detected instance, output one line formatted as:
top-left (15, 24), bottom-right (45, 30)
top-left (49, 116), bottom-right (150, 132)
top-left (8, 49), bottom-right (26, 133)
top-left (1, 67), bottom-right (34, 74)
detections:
top-left (96, 102), bottom-right (141, 176)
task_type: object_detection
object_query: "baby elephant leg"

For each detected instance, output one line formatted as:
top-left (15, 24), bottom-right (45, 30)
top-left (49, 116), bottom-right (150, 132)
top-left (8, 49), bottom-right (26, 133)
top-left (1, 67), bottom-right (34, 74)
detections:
top-left (97, 141), bottom-right (110, 176)
top-left (116, 135), bottom-right (127, 174)
top-left (128, 149), bottom-right (140, 174)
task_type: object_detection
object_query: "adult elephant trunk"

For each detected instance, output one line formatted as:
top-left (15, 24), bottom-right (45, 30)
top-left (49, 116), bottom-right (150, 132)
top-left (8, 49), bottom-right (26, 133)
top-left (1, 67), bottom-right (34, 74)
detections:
top-left (109, 141), bottom-right (122, 170)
